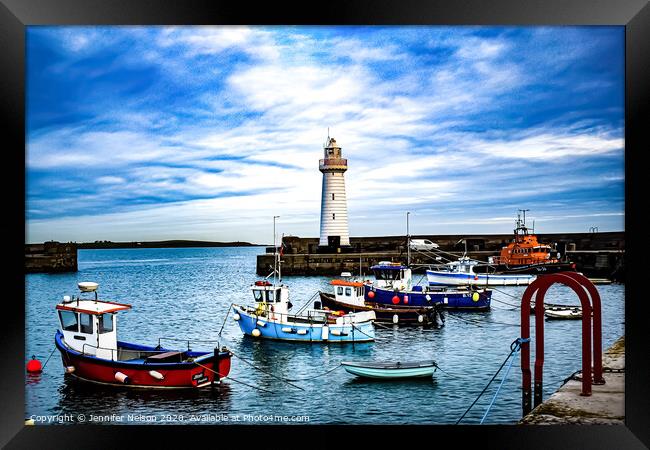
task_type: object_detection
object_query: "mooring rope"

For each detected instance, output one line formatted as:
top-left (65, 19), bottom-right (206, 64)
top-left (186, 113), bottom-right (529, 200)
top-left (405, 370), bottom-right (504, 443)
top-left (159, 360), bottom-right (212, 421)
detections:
top-left (228, 351), bottom-right (305, 390)
top-left (218, 304), bottom-right (233, 337)
top-left (479, 341), bottom-right (522, 424)
top-left (192, 360), bottom-right (275, 394)
top-left (283, 363), bottom-right (343, 381)
top-left (455, 337), bottom-right (529, 424)
top-left (37, 347), bottom-right (58, 372)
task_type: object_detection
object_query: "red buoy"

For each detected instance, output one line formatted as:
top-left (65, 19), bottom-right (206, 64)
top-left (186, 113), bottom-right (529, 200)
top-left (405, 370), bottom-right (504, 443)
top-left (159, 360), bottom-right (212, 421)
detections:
top-left (26, 356), bottom-right (42, 373)
top-left (392, 295), bottom-right (400, 305)
top-left (368, 291), bottom-right (375, 299)
top-left (404, 296), bottom-right (409, 304)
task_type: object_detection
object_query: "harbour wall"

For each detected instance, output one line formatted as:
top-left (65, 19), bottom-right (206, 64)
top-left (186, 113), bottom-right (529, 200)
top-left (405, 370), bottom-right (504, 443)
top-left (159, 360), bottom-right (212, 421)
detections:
top-left (257, 232), bottom-right (625, 279)
top-left (520, 336), bottom-right (625, 425)
top-left (25, 241), bottom-right (78, 273)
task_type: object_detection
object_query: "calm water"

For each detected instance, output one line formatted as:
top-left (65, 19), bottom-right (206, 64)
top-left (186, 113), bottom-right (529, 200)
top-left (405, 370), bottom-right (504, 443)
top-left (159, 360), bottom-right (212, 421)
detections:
top-left (25, 247), bottom-right (625, 425)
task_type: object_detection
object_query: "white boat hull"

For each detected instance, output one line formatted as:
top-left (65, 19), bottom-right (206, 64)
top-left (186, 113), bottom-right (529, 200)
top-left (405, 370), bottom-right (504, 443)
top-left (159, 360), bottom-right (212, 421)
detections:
top-left (426, 270), bottom-right (536, 287)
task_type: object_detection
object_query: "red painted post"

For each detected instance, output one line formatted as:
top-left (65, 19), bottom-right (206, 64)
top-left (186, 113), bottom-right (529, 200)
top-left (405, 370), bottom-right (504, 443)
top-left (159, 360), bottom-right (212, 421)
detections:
top-left (561, 272), bottom-right (604, 384)
top-left (520, 272), bottom-right (597, 417)
top-left (520, 282), bottom-right (536, 416)
top-left (533, 282), bottom-right (550, 407)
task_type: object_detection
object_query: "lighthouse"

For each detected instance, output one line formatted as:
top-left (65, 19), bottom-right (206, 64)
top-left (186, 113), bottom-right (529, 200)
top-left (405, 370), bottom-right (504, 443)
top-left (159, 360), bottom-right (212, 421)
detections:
top-left (319, 136), bottom-right (350, 248)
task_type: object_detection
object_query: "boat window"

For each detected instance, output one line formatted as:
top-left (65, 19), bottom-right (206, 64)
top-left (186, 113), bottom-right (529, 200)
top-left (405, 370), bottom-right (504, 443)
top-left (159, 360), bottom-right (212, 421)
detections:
top-left (337, 287), bottom-right (344, 295)
top-left (79, 313), bottom-right (93, 334)
top-left (59, 310), bottom-right (78, 332)
top-left (345, 287), bottom-right (351, 296)
top-left (373, 269), bottom-right (401, 280)
top-left (99, 313), bottom-right (113, 334)
top-left (253, 290), bottom-right (263, 302)
top-left (267, 290), bottom-right (275, 302)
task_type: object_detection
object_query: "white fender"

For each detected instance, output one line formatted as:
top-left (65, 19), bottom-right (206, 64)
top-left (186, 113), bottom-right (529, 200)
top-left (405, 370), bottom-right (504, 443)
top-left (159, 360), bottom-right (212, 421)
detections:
top-left (321, 325), bottom-right (329, 340)
top-left (297, 329), bottom-right (308, 335)
top-left (149, 370), bottom-right (164, 381)
top-left (115, 372), bottom-right (130, 384)
top-left (417, 314), bottom-right (424, 323)
top-left (251, 328), bottom-right (261, 337)
top-left (256, 320), bottom-right (267, 327)
top-left (233, 313), bottom-right (241, 321)
top-left (281, 327), bottom-right (293, 333)
top-left (65, 366), bottom-right (75, 374)
top-left (392, 314), bottom-right (399, 324)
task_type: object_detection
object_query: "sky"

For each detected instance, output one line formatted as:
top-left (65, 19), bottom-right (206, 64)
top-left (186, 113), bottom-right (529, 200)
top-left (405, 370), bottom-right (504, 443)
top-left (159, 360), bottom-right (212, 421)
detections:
top-left (26, 26), bottom-right (625, 244)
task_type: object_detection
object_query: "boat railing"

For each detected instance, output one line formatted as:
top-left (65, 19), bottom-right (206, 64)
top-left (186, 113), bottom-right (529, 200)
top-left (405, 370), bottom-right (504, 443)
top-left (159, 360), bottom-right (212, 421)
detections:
top-left (81, 343), bottom-right (118, 361)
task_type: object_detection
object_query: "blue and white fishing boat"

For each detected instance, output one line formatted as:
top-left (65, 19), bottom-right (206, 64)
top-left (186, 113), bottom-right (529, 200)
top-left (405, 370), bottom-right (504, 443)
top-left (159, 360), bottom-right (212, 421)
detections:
top-left (365, 262), bottom-right (492, 310)
top-left (232, 226), bottom-right (375, 343)
top-left (341, 360), bottom-right (437, 379)
top-left (426, 257), bottom-right (536, 287)
top-left (232, 281), bottom-right (375, 343)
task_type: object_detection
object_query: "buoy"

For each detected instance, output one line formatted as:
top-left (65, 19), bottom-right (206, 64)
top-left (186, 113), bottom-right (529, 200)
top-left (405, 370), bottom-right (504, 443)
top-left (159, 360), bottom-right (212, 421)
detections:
top-left (472, 292), bottom-right (480, 302)
top-left (425, 294), bottom-right (432, 301)
top-left (26, 356), bottom-right (42, 373)
top-left (392, 314), bottom-right (399, 324)
top-left (149, 370), bottom-right (164, 381)
top-left (297, 329), bottom-right (308, 335)
top-left (251, 328), bottom-right (261, 337)
top-left (368, 291), bottom-right (375, 299)
top-left (403, 295), bottom-right (409, 304)
top-left (417, 314), bottom-right (424, 323)
top-left (65, 366), bottom-right (75, 374)
top-left (392, 295), bottom-right (400, 305)
top-left (256, 320), bottom-right (267, 327)
top-left (114, 372), bottom-right (131, 384)
top-left (233, 313), bottom-right (241, 321)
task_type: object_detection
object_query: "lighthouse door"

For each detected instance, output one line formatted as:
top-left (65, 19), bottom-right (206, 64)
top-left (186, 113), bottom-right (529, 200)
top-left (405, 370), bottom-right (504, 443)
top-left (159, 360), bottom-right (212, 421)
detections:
top-left (328, 236), bottom-right (340, 249)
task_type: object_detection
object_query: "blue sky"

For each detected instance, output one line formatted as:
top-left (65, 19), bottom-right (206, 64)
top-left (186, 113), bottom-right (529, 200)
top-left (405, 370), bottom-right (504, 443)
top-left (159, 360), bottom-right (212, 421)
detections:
top-left (26, 26), bottom-right (624, 244)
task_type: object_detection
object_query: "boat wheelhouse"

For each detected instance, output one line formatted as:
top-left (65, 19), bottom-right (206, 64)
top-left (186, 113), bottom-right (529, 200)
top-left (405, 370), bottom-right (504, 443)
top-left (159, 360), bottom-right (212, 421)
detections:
top-left (55, 282), bottom-right (231, 388)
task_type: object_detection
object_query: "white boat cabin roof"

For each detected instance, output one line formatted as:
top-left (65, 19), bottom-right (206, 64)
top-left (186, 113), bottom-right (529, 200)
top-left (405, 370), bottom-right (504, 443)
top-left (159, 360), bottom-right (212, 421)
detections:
top-left (56, 299), bottom-right (132, 316)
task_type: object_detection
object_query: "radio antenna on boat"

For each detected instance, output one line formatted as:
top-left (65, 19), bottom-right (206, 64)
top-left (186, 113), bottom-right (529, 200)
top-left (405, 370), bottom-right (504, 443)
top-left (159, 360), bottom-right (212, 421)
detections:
top-left (406, 211), bottom-right (411, 267)
top-left (273, 215), bottom-right (280, 287)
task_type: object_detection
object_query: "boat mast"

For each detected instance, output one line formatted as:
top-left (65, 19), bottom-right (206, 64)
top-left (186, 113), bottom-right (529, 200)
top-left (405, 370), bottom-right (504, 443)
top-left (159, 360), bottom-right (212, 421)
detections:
top-left (273, 215), bottom-right (280, 287)
top-left (406, 211), bottom-right (410, 266)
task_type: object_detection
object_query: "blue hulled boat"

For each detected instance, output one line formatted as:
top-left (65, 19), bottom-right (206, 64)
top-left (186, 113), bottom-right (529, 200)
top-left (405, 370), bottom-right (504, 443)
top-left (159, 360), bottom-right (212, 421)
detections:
top-left (232, 281), bottom-right (376, 343)
top-left (232, 238), bottom-right (376, 343)
top-left (365, 262), bottom-right (491, 310)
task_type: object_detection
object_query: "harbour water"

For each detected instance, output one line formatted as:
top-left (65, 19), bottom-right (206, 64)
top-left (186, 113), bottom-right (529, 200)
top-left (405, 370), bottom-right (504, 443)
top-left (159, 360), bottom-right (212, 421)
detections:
top-left (25, 247), bottom-right (625, 425)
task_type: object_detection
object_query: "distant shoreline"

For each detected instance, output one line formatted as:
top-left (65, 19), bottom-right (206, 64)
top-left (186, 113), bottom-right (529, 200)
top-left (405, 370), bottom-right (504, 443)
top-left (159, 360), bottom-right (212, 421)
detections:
top-left (74, 240), bottom-right (264, 249)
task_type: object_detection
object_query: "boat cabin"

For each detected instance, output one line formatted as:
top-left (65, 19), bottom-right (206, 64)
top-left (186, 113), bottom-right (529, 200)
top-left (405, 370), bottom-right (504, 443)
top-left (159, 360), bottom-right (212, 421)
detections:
top-left (370, 262), bottom-right (412, 291)
top-left (330, 279), bottom-right (366, 307)
top-left (56, 282), bottom-right (131, 360)
top-left (251, 281), bottom-right (291, 318)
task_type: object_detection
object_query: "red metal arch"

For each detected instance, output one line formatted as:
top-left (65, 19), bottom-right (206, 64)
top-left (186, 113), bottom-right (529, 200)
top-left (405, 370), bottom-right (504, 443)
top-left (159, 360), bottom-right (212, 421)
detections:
top-left (520, 272), bottom-right (603, 416)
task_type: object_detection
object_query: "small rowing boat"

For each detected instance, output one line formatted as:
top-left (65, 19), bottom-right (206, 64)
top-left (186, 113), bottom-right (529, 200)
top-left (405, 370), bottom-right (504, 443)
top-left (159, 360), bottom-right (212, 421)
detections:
top-left (544, 307), bottom-right (583, 320)
top-left (341, 360), bottom-right (437, 379)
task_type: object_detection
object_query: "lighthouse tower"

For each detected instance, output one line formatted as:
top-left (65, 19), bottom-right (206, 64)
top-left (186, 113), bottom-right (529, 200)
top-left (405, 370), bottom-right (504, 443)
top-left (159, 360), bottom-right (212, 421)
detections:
top-left (319, 136), bottom-right (350, 247)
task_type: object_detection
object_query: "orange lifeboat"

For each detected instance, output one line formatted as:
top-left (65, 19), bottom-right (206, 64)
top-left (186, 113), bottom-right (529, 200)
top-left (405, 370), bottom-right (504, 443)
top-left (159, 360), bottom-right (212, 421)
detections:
top-left (489, 211), bottom-right (575, 273)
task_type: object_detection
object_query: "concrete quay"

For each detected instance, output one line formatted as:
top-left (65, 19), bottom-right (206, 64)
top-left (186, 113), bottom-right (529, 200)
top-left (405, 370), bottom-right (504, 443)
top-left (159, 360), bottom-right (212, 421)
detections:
top-left (258, 232), bottom-right (625, 278)
top-left (519, 336), bottom-right (625, 425)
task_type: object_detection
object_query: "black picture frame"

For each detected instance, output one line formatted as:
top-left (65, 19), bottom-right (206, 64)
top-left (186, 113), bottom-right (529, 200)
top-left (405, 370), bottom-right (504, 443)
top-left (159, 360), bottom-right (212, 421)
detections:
top-left (2, 0), bottom-right (648, 448)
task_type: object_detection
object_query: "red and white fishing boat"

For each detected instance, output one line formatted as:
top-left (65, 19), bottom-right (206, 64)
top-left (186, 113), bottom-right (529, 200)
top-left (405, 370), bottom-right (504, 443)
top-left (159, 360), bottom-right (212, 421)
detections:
top-left (55, 282), bottom-right (232, 389)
